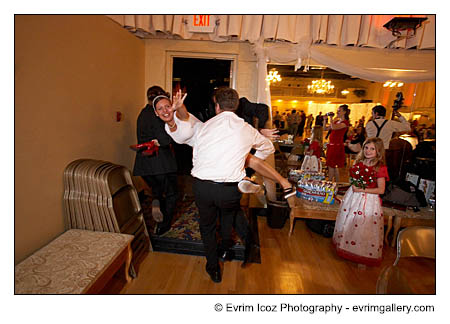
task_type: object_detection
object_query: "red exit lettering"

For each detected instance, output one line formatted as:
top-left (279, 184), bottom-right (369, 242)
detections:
top-left (193, 15), bottom-right (210, 27)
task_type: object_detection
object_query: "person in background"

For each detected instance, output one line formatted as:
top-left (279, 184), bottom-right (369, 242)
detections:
top-left (324, 105), bottom-right (350, 182)
top-left (273, 111), bottom-right (281, 128)
top-left (281, 112), bottom-right (287, 130)
top-left (305, 113), bottom-right (314, 137)
top-left (237, 97), bottom-right (269, 130)
top-left (332, 137), bottom-right (389, 267)
top-left (365, 105), bottom-right (411, 150)
top-left (306, 126), bottom-right (323, 159)
top-left (302, 125), bottom-right (323, 172)
top-left (315, 111), bottom-right (324, 127)
top-left (297, 110), bottom-right (307, 139)
top-left (357, 116), bottom-right (365, 128)
top-left (345, 125), bottom-right (366, 154)
top-left (132, 86), bottom-right (178, 236)
top-left (287, 109), bottom-right (300, 136)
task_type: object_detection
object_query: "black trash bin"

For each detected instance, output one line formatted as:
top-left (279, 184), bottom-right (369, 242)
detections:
top-left (266, 200), bottom-right (290, 229)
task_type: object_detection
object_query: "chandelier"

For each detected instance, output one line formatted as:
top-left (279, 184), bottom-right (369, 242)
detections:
top-left (266, 69), bottom-right (282, 85)
top-left (307, 79), bottom-right (335, 94)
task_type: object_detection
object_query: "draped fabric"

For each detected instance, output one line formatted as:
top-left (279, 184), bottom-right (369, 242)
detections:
top-left (107, 14), bottom-right (435, 107)
top-left (253, 42), bottom-right (435, 106)
top-left (107, 14), bottom-right (435, 49)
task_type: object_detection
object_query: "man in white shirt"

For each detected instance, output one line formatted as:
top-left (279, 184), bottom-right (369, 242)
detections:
top-left (158, 87), bottom-right (275, 283)
top-left (365, 105), bottom-right (411, 149)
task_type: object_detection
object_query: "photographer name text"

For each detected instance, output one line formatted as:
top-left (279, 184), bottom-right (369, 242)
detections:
top-left (224, 303), bottom-right (342, 314)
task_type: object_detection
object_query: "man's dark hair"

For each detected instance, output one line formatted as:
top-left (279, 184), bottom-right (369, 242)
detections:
top-left (372, 105), bottom-right (387, 117)
top-left (147, 86), bottom-right (170, 105)
top-left (214, 87), bottom-right (239, 111)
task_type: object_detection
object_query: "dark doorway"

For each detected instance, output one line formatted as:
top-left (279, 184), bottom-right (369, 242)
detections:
top-left (171, 57), bottom-right (232, 174)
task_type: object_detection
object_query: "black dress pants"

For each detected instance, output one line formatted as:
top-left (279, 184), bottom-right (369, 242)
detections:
top-left (142, 173), bottom-right (178, 229)
top-left (193, 178), bottom-right (248, 272)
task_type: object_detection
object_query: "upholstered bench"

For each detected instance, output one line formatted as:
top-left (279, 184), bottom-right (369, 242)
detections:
top-left (15, 229), bottom-right (134, 294)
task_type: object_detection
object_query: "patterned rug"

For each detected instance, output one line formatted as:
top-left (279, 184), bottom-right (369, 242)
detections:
top-left (140, 194), bottom-right (260, 263)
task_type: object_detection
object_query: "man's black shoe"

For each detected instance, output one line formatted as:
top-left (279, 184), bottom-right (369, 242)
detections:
top-left (218, 248), bottom-right (235, 262)
top-left (206, 267), bottom-right (222, 283)
top-left (155, 224), bottom-right (171, 236)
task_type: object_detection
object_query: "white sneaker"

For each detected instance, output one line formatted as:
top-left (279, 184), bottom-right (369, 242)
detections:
top-left (238, 179), bottom-right (263, 194)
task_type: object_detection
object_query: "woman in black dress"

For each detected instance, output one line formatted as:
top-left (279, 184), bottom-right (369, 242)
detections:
top-left (133, 86), bottom-right (178, 236)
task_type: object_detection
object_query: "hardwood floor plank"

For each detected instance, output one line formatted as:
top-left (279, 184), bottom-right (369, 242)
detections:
top-left (101, 213), bottom-right (432, 295)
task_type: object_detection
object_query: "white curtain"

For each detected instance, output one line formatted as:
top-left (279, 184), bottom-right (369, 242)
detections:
top-left (252, 41), bottom-right (435, 109)
top-left (107, 14), bottom-right (435, 49)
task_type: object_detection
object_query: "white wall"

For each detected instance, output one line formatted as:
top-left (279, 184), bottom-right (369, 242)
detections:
top-left (143, 39), bottom-right (258, 101)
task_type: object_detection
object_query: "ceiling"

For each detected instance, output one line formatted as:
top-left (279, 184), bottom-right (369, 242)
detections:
top-left (267, 64), bottom-right (362, 81)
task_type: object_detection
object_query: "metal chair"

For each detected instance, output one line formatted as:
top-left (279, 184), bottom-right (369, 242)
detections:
top-left (376, 226), bottom-right (435, 294)
top-left (393, 226), bottom-right (435, 266)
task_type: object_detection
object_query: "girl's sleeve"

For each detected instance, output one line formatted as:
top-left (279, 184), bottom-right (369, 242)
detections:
top-left (377, 165), bottom-right (390, 181)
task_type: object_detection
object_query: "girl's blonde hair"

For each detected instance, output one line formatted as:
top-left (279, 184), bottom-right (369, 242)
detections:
top-left (311, 125), bottom-right (323, 145)
top-left (354, 137), bottom-right (386, 169)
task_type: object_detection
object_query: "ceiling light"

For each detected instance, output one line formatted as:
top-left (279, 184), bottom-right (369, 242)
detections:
top-left (308, 79), bottom-right (335, 94)
top-left (266, 69), bottom-right (282, 85)
top-left (383, 81), bottom-right (404, 88)
top-left (307, 70), bottom-right (335, 95)
top-left (341, 89), bottom-right (350, 95)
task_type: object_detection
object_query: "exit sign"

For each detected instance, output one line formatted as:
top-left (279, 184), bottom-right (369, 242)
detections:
top-left (187, 15), bottom-right (216, 33)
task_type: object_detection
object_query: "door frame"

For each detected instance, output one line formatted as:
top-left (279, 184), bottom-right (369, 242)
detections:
top-left (165, 51), bottom-right (238, 95)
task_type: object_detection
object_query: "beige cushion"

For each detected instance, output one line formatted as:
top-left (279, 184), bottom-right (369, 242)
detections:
top-left (15, 229), bottom-right (133, 294)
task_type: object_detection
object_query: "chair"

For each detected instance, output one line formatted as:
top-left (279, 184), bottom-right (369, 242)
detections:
top-left (376, 226), bottom-right (435, 294)
top-left (287, 144), bottom-right (304, 167)
top-left (273, 142), bottom-right (290, 176)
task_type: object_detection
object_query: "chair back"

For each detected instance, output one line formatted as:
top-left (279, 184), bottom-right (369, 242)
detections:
top-left (290, 144), bottom-right (304, 156)
top-left (394, 226), bottom-right (435, 266)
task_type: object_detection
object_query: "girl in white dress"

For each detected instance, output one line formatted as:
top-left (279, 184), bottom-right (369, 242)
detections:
top-left (332, 137), bottom-right (389, 267)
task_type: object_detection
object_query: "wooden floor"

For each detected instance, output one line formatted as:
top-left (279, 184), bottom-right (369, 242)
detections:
top-left (100, 157), bottom-right (434, 295)
top-left (101, 215), bottom-right (433, 295)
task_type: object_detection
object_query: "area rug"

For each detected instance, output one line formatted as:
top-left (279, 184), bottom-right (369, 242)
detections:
top-left (140, 194), bottom-right (261, 263)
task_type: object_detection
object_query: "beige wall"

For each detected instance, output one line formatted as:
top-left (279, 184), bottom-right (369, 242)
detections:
top-left (15, 15), bottom-right (145, 263)
top-left (143, 38), bottom-right (258, 101)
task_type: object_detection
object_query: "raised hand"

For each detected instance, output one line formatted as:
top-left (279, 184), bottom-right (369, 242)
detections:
top-left (172, 89), bottom-right (187, 111)
top-left (260, 128), bottom-right (280, 140)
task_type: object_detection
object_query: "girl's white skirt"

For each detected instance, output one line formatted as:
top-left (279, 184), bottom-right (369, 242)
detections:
top-left (332, 187), bottom-right (384, 266)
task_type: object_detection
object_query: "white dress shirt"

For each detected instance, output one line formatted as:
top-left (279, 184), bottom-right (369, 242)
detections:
top-left (165, 111), bottom-right (274, 182)
top-left (365, 117), bottom-right (411, 149)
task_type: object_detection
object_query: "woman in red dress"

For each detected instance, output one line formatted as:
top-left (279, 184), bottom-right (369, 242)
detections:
top-left (324, 104), bottom-right (350, 182)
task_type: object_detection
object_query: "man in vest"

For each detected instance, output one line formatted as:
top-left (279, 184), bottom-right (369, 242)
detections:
top-left (365, 105), bottom-right (411, 149)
